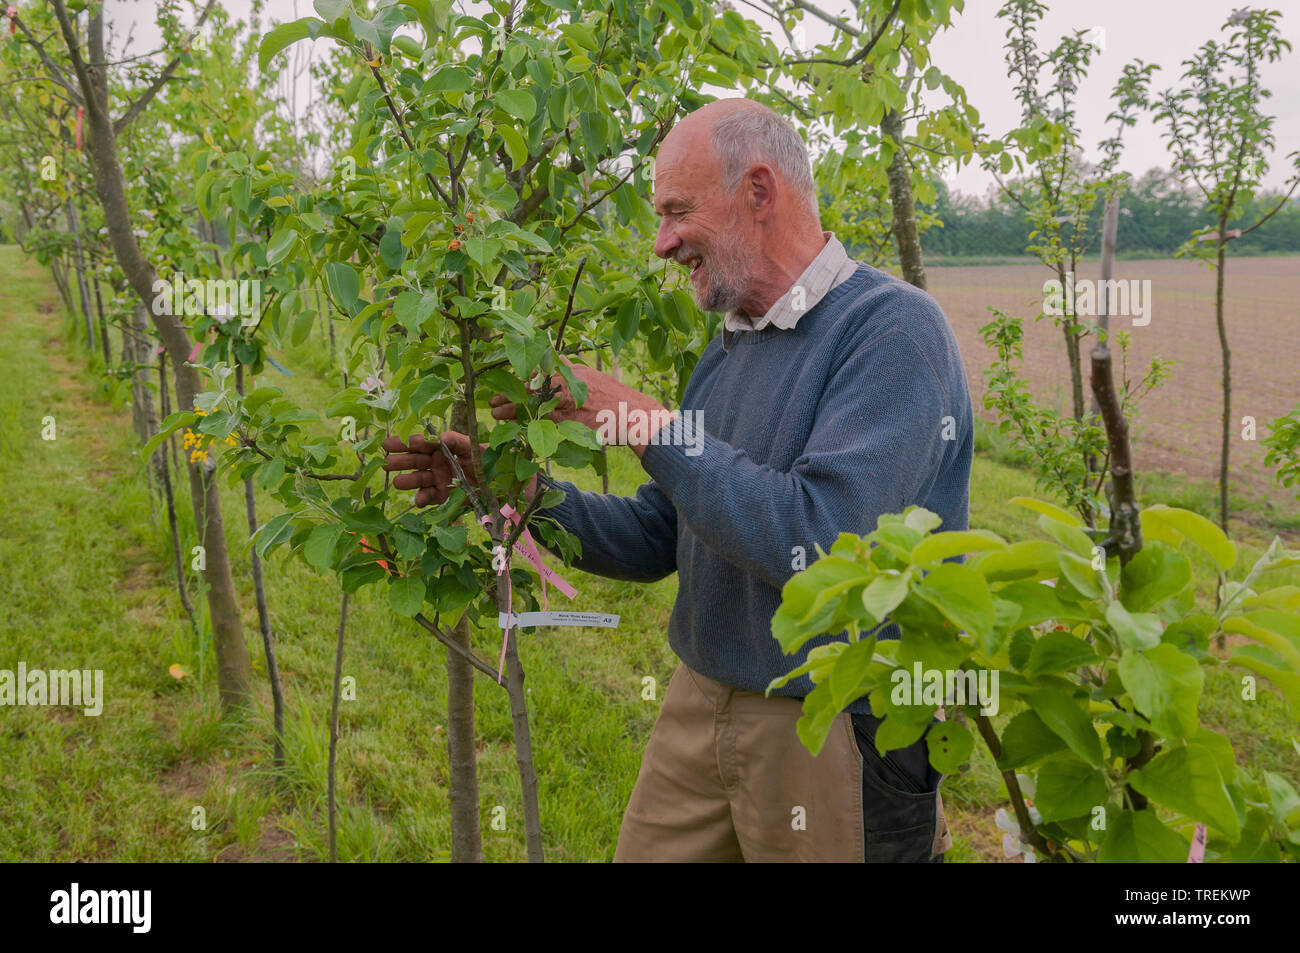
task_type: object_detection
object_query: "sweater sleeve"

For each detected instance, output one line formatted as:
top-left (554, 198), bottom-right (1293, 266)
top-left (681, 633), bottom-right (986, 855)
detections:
top-left (639, 325), bottom-right (955, 590)
top-left (531, 473), bottom-right (679, 583)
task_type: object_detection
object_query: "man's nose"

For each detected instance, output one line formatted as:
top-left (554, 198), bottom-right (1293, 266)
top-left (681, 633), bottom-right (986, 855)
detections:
top-left (654, 220), bottom-right (679, 261)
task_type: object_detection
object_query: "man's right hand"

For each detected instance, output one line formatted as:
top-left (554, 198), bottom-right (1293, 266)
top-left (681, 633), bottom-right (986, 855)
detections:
top-left (382, 431), bottom-right (539, 507)
top-left (382, 431), bottom-right (477, 507)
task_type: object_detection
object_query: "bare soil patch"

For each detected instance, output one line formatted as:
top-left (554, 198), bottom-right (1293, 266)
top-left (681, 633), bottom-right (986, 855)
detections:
top-left (929, 256), bottom-right (1300, 506)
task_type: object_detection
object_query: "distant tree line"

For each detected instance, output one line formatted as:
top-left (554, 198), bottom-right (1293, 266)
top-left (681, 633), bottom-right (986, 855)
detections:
top-left (912, 168), bottom-right (1300, 259)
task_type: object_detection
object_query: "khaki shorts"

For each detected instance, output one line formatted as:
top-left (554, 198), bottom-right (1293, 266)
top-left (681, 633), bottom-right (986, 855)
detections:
top-left (614, 663), bottom-right (952, 862)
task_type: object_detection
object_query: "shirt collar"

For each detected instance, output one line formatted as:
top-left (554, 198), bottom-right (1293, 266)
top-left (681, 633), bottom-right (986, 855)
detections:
top-left (721, 232), bottom-right (851, 349)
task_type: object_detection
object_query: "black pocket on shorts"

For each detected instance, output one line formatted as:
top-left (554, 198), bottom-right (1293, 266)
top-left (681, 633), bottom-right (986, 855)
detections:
top-left (851, 713), bottom-right (940, 863)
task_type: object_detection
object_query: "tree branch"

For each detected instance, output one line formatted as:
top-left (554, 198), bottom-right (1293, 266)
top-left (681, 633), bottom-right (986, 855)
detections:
top-left (414, 613), bottom-right (504, 685)
top-left (113, 1), bottom-right (218, 134)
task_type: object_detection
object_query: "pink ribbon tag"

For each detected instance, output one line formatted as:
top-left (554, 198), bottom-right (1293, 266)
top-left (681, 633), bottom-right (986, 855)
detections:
top-left (480, 504), bottom-right (578, 682)
top-left (1187, 823), bottom-right (1206, 862)
top-left (497, 504), bottom-right (577, 605)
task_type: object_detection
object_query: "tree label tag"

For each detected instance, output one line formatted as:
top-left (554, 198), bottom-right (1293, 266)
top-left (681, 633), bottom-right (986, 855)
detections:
top-left (498, 611), bottom-right (620, 629)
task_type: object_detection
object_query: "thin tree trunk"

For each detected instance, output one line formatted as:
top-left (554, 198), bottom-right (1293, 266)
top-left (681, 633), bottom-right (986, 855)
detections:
top-left (1089, 198), bottom-right (1120, 416)
top-left (154, 347), bottom-right (198, 632)
top-left (596, 352), bottom-right (609, 493)
top-left (882, 108), bottom-right (927, 292)
top-left (237, 365), bottom-right (287, 767)
top-left (136, 315), bottom-right (200, 634)
top-left (92, 274), bottom-right (110, 363)
top-left (49, 256), bottom-right (75, 317)
top-left (496, 555), bottom-right (544, 863)
top-left (1215, 228), bottom-right (1231, 532)
top-left (62, 199), bottom-right (94, 349)
top-left (328, 309), bottom-right (337, 367)
top-left (1056, 260), bottom-right (1086, 423)
top-left (446, 399), bottom-right (482, 862)
top-left (329, 593), bottom-right (349, 862)
top-left (159, 349), bottom-right (182, 489)
top-left (126, 304), bottom-right (154, 496)
top-left (1090, 329), bottom-right (1154, 801)
top-left (55, 0), bottom-right (251, 710)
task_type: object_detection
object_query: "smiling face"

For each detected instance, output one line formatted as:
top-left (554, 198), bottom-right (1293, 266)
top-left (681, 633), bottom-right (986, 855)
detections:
top-left (652, 119), bottom-right (758, 315)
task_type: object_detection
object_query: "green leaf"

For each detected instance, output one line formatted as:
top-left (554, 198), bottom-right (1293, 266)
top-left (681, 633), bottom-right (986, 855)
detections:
top-left (259, 18), bottom-right (320, 72)
top-left (998, 710), bottom-right (1066, 769)
top-left (1010, 496), bottom-right (1082, 526)
top-left (244, 387), bottom-right (282, 415)
top-left (557, 419), bottom-right (600, 448)
top-left (767, 642), bottom-right (845, 693)
top-left (426, 65), bottom-right (472, 92)
top-left (1141, 504), bottom-right (1237, 571)
top-left (314, 0), bottom-right (349, 21)
top-left (304, 523), bottom-right (345, 570)
top-left (388, 574), bottom-right (426, 617)
top-left (463, 237), bottom-right (501, 269)
top-left (557, 21), bottom-right (599, 51)
top-left (325, 261), bottom-right (361, 309)
top-left (140, 411), bottom-right (198, 462)
top-left (504, 331), bottom-right (545, 378)
top-left (1107, 602), bottom-right (1163, 651)
top-left (860, 572), bottom-right (910, 624)
top-left (903, 507), bottom-right (943, 535)
top-left (794, 558), bottom-right (872, 627)
top-left (1036, 513), bottom-right (1094, 558)
top-left (1118, 643), bottom-right (1204, 739)
top-left (1025, 631), bottom-right (1100, 675)
top-left (1222, 610), bottom-right (1300, 673)
top-left (1120, 542), bottom-right (1193, 612)
top-left (267, 227), bottom-right (298, 265)
top-left (254, 513), bottom-right (295, 557)
top-left (1129, 743), bottom-right (1240, 841)
top-left (794, 680), bottom-right (841, 756)
top-left (1035, 756), bottom-right (1108, 823)
top-left (1228, 646), bottom-right (1300, 718)
top-left (971, 540), bottom-right (1060, 583)
top-left (497, 123), bottom-right (528, 168)
top-left (433, 524), bottom-right (467, 554)
top-left (393, 291), bottom-right (436, 333)
top-left (1025, 687), bottom-right (1103, 765)
top-left (290, 309), bottom-right (316, 347)
top-left (1098, 809), bottom-right (1188, 862)
top-left (527, 419), bottom-right (559, 458)
top-left (925, 720), bottom-right (973, 774)
top-left (578, 110), bottom-right (608, 159)
top-left (827, 636), bottom-right (879, 709)
top-left (379, 228), bottom-right (405, 270)
top-left (256, 457), bottom-right (285, 490)
top-left (496, 88), bottom-right (536, 122)
top-left (1263, 771), bottom-right (1300, 827)
top-left (911, 530), bottom-right (1005, 564)
top-left (773, 560), bottom-right (864, 654)
top-left (391, 35), bottom-right (424, 61)
top-left (996, 580), bottom-right (1095, 627)
top-left (1057, 551), bottom-right (1103, 599)
top-left (911, 563), bottom-right (994, 639)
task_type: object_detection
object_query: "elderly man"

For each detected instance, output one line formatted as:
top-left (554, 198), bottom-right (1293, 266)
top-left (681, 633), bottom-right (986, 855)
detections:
top-left (384, 97), bottom-right (972, 862)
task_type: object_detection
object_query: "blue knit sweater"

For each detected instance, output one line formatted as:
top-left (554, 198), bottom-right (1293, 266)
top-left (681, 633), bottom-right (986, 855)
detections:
top-left (535, 263), bottom-right (973, 713)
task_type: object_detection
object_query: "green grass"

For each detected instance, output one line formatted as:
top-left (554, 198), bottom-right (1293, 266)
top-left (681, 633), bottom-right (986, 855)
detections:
top-left (0, 245), bottom-right (1295, 863)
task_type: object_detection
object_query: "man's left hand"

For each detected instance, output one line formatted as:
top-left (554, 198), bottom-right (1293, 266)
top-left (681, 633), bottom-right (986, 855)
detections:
top-left (489, 358), bottom-right (673, 460)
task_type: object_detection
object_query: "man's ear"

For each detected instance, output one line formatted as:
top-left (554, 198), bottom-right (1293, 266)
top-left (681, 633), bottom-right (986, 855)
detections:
top-left (747, 163), bottom-right (779, 221)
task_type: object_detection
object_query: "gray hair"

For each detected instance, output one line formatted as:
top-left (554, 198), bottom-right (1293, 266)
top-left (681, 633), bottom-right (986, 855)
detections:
top-left (711, 107), bottom-right (820, 220)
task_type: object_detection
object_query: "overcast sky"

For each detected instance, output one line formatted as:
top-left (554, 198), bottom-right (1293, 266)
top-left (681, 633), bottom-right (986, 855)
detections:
top-left (107, 0), bottom-right (1300, 195)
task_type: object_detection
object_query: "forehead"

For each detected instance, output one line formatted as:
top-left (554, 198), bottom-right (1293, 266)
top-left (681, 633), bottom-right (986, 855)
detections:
top-left (653, 130), bottom-right (719, 212)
